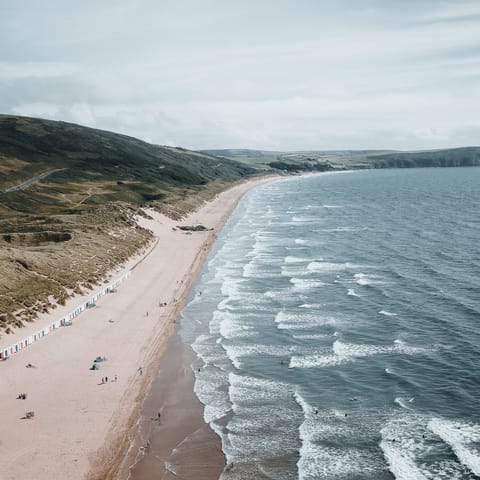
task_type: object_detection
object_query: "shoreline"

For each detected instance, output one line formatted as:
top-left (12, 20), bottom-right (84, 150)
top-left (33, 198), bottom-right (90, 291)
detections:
top-left (0, 175), bottom-right (276, 480)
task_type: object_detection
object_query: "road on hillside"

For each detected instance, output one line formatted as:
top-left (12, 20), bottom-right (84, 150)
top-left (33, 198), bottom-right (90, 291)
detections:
top-left (0, 168), bottom-right (66, 194)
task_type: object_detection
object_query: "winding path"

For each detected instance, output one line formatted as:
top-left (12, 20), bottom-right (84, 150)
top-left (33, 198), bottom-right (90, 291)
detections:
top-left (0, 168), bottom-right (66, 194)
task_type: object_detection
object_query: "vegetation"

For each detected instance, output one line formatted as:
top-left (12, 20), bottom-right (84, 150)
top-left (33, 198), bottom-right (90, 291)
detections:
top-left (0, 115), bottom-right (257, 335)
top-left (206, 147), bottom-right (480, 171)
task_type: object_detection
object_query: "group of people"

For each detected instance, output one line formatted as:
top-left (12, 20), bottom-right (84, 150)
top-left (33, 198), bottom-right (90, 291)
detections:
top-left (100, 375), bottom-right (117, 384)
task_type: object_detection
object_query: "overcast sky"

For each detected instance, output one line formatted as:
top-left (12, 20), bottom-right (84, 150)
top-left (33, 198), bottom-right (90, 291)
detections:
top-left (1, 1), bottom-right (480, 150)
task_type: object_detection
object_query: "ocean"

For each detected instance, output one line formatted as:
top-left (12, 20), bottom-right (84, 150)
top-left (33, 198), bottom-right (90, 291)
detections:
top-left (179, 167), bottom-right (480, 480)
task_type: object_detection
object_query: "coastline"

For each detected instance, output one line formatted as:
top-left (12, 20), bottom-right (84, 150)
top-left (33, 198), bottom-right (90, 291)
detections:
top-left (0, 175), bottom-right (276, 480)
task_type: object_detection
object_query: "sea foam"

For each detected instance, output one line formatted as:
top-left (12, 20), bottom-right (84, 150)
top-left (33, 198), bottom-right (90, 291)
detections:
top-left (429, 418), bottom-right (480, 476)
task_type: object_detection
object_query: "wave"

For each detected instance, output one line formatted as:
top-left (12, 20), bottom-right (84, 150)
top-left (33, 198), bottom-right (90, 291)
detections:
top-left (229, 372), bottom-right (294, 404)
top-left (217, 311), bottom-right (258, 340)
top-left (347, 288), bottom-right (359, 297)
top-left (292, 333), bottom-right (331, 340)
top-left (194, 366), bottom-right (231, 424)
top-left (295, 238), bottom-right (306, 245)
top-left (242, 262), bottom-right (278, 279)
top-left (394, 397), bottom-right (415, 410)
top-left (379, 310), bottom-right (397, 316)
top-left (299, 303), bottom-right (324, 309)
top-left (307, 261), bottom-right (359, 273)
top-left (290, 277), bottom-right (327, 290)
top-left (224, 374), bottom-right (301, 465)
top-left (284, 255), bottom-right (312, 263)
top-left (319, 226), bottom-right (366, 233)
top-left (295, 391), bottom-right (384, 478)
top-left (275, 311), bottom-right (339, 332)
top-left (381, 414), bottom-right (468, 480)
top-left (354, 272), bottom-right (385, 286)
top-left (222, 343), bottom-right (290, 369)
top-left (291, 215), bottom-right (316, 223)
top-left (429, 417), bottom-right (480, 476)
top-left (290, 339), bottom-right (431, 369)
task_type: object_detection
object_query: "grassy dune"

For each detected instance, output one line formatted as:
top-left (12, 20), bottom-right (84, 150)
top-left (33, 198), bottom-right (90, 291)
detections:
top-left (0, 115), bottom-right (257, 334)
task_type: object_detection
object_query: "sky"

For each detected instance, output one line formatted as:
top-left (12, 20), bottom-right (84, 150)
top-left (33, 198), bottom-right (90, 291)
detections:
top-left (1, 0), bottom-right (480, 151)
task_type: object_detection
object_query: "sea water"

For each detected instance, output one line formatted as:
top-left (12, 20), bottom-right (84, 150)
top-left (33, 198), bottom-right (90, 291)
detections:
top-left (179, 167), bottom-right (480, 479)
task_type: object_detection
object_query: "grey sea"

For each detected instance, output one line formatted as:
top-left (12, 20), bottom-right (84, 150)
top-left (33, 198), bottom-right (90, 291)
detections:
top-left (179, 167), bottom-right (480, 480)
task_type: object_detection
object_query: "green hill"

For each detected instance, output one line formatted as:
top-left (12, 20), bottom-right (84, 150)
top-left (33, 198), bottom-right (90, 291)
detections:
top-left (0, 115), bottom-right (257, 333)
top-left (0, 115), bottom-right (255, 215)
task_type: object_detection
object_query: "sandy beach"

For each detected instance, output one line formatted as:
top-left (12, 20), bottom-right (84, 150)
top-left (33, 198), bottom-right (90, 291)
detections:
top-left (0, 176), bottom-right (275, 480)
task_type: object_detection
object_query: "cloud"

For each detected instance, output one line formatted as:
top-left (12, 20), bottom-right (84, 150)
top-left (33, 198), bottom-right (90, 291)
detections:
top-left (1, 0), bottom-right (480, 150)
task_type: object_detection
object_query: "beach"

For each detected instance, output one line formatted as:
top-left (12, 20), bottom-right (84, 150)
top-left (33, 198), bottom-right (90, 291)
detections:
top-left (0, 176), bottom-right (274, 480)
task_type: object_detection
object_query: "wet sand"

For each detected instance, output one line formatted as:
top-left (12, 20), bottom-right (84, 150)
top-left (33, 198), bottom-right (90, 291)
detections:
top-left (122, 333), bottom-right (225, 480)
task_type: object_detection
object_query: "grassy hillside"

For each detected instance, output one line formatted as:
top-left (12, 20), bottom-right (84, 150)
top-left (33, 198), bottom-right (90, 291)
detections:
top-left (0, 115), bottom-right (254, 214)
top-left (0, 115), bottom-right (257, 334)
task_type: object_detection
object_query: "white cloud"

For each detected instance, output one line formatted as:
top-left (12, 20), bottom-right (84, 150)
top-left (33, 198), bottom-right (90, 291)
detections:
top-left (1, 0), bottom-right (479, 150)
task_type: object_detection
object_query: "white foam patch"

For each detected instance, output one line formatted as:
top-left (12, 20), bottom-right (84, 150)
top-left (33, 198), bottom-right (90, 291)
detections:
top-left (218, 311), bottom-right (258, 340)
top-left (220, 276), bottom-right (244, 298)
top-left (381, 415), bottom-right (468, 480)
top-left (380, 310), bottom-right (397, 316)
top-left (191, 335), bottom-right (226, 365)
top-left (347, 288), bottom-right (359, 297)
top-left (307, 261), bottom-right (357, 273)
top-left (285, 256), bottom-right (312, 263)
top-left (380, 420), bottom-right (430, 480)
top-left (222, 374), bottom-right (302, 461)
top-left (429, 418), bottom-right (480, 475)
top-left (298, 444), bottom-right (382, 479)
top-left (281, 264), bottom-right (309, 277)
top-left (333, 340), bottom-right (392, 357)
top-left (394, 397), bottom-right (415, 411)
top-left (194, 368), bottom-right (230, 423)
top-left (242, 261), bottom-right (278, 278)
top-left (290, 339), bottom-right (431, 369)
top-left (295, 392), bottom-right (382, 479)
top-left (222, 343), bottom-right (289, 369)
top-left (393, 339), bottom-right (431, 355)
top-left (299, 303), bottom-right (324, 309)
top-left (354, 272), bottom-right (385, 285)
top-left (229, 372), bottom-right (293, 403)
top-left (295, 238), bottom-right (306, 245)
top-left (292, 333), bottom-right (331, 340)
top-left (290, 277), bottom-right (327, 290)
top-left (319, 226), bottom-right (360, 233)
top-left (275, 311), bottom-right (339, 331)
top-left (292, 215), bottom-right (315, 223)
